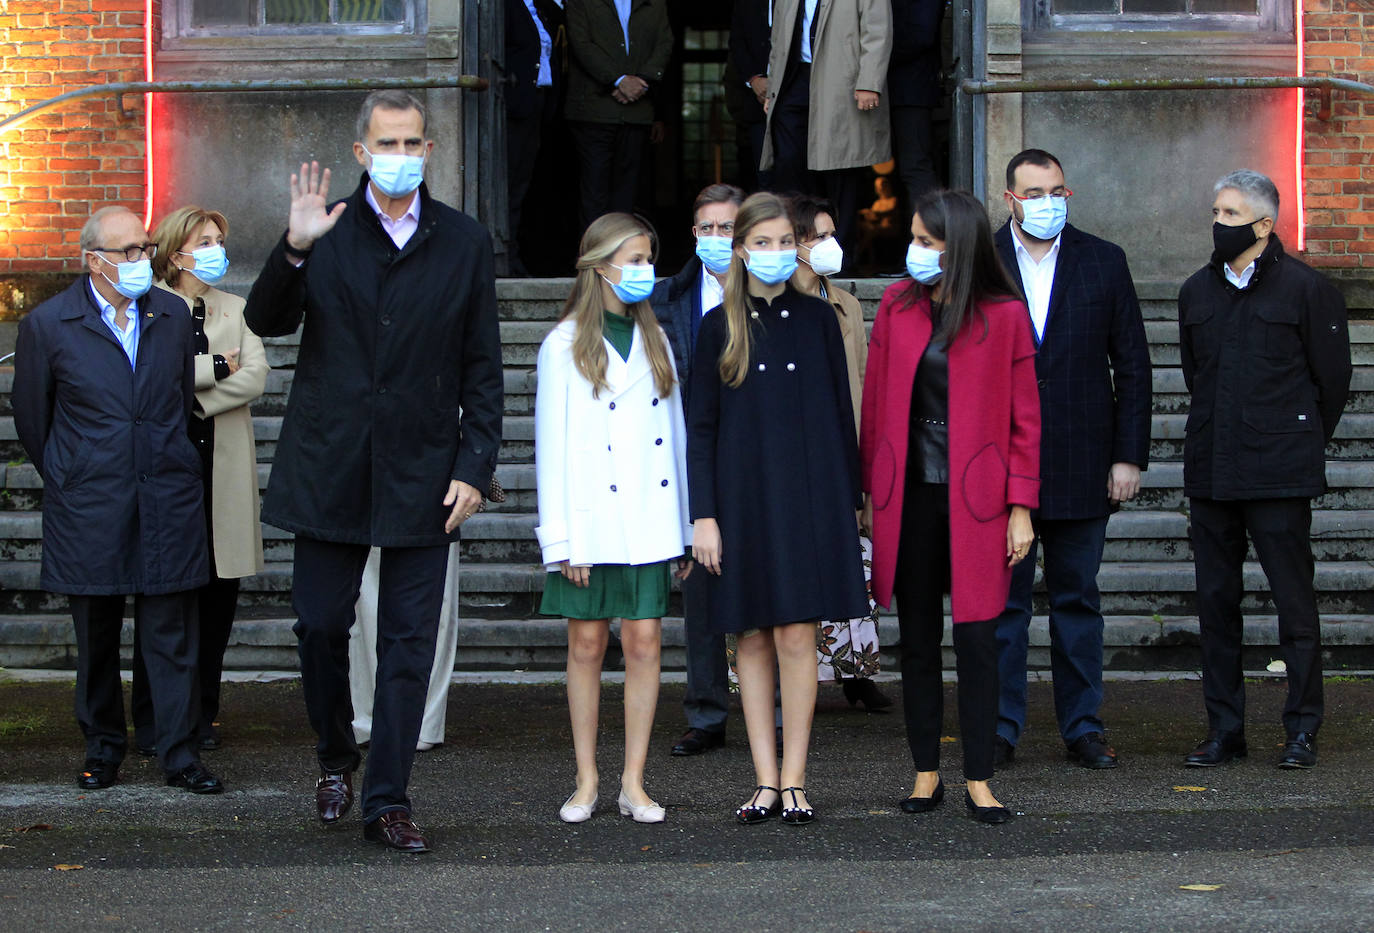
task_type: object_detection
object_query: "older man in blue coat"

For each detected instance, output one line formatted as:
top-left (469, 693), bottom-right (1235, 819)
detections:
top-left (12, 205), bottom-right (223, 795)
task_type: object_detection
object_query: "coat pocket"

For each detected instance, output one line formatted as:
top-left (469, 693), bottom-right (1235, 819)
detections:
top-left (961, 443), bottom-right (1008, 523)
top-left (1250, 302), bottom-right (1302, 361)
top-left (1240, 405), bottom-right (1321, 480)
top-left (870, 438), bottom-right (897, 511)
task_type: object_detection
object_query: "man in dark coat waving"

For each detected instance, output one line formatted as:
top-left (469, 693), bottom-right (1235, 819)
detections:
top-left (13, 205), bottom-right (223, 796)
top-left (246, 90), bottom-right (503, 853)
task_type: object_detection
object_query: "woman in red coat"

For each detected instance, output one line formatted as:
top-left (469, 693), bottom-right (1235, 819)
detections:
top-left (860, 190), bottom-right (1040, 823)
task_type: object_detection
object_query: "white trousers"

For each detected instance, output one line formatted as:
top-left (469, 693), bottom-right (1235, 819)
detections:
top-left (348, 542), bottom-right (461, 746)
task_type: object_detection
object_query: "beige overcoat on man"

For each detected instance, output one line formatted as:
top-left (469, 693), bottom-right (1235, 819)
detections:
top-left (760, 0), bottom-right (893, 172)
top-left (155, 281), bottom-right (267, 579)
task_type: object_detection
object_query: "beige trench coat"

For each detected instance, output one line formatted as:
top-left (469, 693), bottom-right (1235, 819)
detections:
top-left (760, 0), bottom-right (893, 172)
top-left (829, 282), bottom-right (868, 436)
top-left (155, 281), bottom-right (267, 579)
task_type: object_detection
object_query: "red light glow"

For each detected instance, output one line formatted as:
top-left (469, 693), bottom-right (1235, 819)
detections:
top-left (1295, 0), bottom-right (1305, 251)
top-left (144, 0), bottom-right (154, 229)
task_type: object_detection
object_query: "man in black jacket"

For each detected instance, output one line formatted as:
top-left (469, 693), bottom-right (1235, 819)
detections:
top-left (888, 0), bottom-right (945, 209)
top-left (1179, 169), bottom-right (1350, 770)
top-left (992, 150), bottom-right (1153, 771)
top-left (505, 0), bottom-right (563, 273)
top-left (651, 182), bottom-right (745, 756)
top-left (246, 91), bottom-right (503, 852)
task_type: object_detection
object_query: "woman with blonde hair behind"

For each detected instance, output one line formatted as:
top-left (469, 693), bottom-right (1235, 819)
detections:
top-left (535, 212), bottom-right (693, 824)
top-left (688, 192), bottom-right (869, 825)
top-left (131, 206), bottom-right (267, 754)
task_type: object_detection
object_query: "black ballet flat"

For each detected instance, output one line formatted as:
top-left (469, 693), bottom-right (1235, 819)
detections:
top-left (735, 785), bottom-right (781, 825)
top-left (780, 786), bottom-right (815, 825)
top-left (842, 678), bottom-right (893, 712)
top-left (899, 778), bottom-right (945, 814)
top-left (964, 790), bottom-right (1013, 825)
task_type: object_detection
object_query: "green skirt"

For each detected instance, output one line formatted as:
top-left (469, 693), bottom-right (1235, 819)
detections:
top-left (540, 561), bottom-right (672, 620)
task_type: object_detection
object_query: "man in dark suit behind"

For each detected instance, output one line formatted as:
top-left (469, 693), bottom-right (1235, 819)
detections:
top-left (651, 182), bottom-right (746, 757)
top-left (992, 149), bottom-right (1152, 770)
top-left (505, 0), bottom-right (564, 274)
top-left (726, 0), bottom-right (772, 192)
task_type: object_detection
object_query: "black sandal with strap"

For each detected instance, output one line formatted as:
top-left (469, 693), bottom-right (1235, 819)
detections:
top-left (780, 786), bottom-right (815, 825)
top-left (735, 785), bottom-right (781, 824)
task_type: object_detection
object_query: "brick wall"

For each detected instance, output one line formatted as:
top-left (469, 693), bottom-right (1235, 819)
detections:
top-left (1302, 0), bottom-right (1374, 269)
top-left (0, 1), bottom-right (155, 276)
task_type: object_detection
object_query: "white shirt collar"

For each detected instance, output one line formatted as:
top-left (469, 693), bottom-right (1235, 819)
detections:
top-left (1223, 260), bottom-right (1257, 289)
top-left (365, 184), bottom-right (422, 248)
top-left (699, 265), bottom-right (724, 316)
top-left (1010, 226), bottom-right (1062, 266)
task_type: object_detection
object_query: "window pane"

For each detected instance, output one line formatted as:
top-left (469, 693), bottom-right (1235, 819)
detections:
top-left (336, 0), bottom-right (408, 22)
top-left (1191, 0), bottom-right (1256, 11)
top-left (265, 0), bottom-right (328, 23)
top-left (1122, 0), bottom-right (1187, 10)
top-left (1053, 0), bottom-right (1118, 12)
top-left (192, 0), bottom-right (254, 25)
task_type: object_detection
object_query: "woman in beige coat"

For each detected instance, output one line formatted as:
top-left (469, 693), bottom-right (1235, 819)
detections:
top-left (789, 193), bottom-right (891, 713)
top-left (132, 206), bottom-right (268, 753)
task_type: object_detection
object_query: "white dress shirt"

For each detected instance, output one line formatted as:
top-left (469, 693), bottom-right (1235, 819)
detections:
top-left (366, 184), bottom-right (422, 249)
top-left (89, 278), bottom-right (140, 370)
top-left (1223, 259), bottom-right (1257, 290)
top-left (1012, 227), bottom-right (1062, 341)
top-left (699, 266), bottom-right (725, 317)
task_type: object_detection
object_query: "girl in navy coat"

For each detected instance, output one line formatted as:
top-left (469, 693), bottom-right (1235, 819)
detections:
top-left (688, 192), bottom-right (869, 825)
top-left (536, 213), bottom-right (693, 824)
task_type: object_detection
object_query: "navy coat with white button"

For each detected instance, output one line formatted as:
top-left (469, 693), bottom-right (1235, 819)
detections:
top-left (687, 288), bottom-right (869, 635)
top-left (534, 318), bottom-right (691, 569)
top-left (244, 176), bottom-right (504, 547)
top-left (12, 277), bottom-right (209, 596)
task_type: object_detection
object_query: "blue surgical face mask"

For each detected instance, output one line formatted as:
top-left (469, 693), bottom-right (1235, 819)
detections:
top-left (744, 248), bottom-right (797, 285)
top-left (362, 145), bottom-right (427, 198)
top-left (96, 255), bottom-right (154, 299)
top-left (1016, 194), bottom-right (1068, 240)
top-left (905, 242), bottom-right (944, 285)
top-left (604, 262), bottom-right (656, 304)
top-left (695, 235), bottom-right (734, 275)
top-left (179, 245), bottom-right (229, 286)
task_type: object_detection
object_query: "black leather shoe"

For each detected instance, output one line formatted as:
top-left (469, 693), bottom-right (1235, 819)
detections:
top-left (842, 678), bottom-right (893, 712)
top-left (899, 778), bottom-right (945, 814)
top-left (993, 736), bottom-right (1015, 769)
top-left (77, 759), bottom-right (118, 790)
top-left (1067, 732), bottom-right (1118, 769)
top-left (964, 790), bottom-right (1013, 825)
top-left (670, 727), bottom-right (725, 757)
top-left (363, 811), bottom-right (430, 853)
top-left (316, 770), bottom-right (355, 824)
top-left (166, 760), bottom-right (225, 794)
top-left (735, 785), bottom-right (781, 824)
top-left (1185, 732), bottom-right (1247, 767)
top-left (199, 725), bottom-right (222, 751)
top-left (780, 787), bottom-right (815, 825)
top-left (1278, 732), bottom-right (1318, 769)
top-left (134, 743), bottom-right (156, 757)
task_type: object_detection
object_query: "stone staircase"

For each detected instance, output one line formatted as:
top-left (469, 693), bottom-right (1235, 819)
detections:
top-left (1, 278), bottom-right (1372, 671)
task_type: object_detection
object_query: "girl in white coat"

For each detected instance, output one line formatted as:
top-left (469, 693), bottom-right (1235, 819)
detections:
top-left (536, 213), bottom-right (693, 824)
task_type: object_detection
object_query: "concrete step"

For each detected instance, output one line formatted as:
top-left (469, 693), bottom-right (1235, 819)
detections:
top-left (2, 612), bottom-right (1371, 672)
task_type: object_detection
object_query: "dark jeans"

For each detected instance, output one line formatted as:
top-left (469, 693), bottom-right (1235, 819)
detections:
top-left (568, 120), bottom-right (648, 228)
top-left (131, 576), bottom-right (241, 748)
top-left (892, 482), bottom-right (999, 781)
top-left (1190, 497), bottom-right (1323, 736)
top-left (769, 63), bottom-right (862, 259)
top-left (292, 537), bottom-right (449, 822)
top-left (995, 515), bottom-right (1109, 747)
top-left (71, 591), bottom-right (201, 773)
top-left (680, 561), bottom-right (729, 734)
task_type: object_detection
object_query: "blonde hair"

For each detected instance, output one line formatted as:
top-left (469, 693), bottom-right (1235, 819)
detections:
top-left (718, 192), bottom-right (792, 388)
top-left (561, 213), bottom-right (676, 399)
top-left (150, 206), bottom-right (228, 286)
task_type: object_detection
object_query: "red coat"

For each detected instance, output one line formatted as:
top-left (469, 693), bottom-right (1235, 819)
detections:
top-left (860, 282), bottom-right (1041, 622)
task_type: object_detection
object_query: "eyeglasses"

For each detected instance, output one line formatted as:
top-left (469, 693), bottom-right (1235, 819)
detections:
top-left (92, 244), bottom-right (157, 262)
top-left (1008, 189), bottom-right (1072, 201)
top-left (694, 222), bottom-right (735, 237)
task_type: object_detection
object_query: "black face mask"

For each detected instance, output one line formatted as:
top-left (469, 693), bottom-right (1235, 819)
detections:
top-left (1212, 220), bottom-right (1259, 262)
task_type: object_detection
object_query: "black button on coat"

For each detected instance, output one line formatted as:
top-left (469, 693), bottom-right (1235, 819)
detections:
top-left (245, 176), bottom-right (504, 546)
top-left (12, 278), bottom-right (209, 595)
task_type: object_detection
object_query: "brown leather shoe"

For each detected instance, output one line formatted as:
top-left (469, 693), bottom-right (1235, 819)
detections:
top-left (316, 770), bottom-right (354, 824)
top-left (363, 810), bottom-right (430, 853)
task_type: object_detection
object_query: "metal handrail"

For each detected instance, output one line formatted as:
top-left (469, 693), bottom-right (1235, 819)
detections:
top-left (0, 75), bottom-right (490, 134)
top-left (959, 75), bottom-right (1374, 121)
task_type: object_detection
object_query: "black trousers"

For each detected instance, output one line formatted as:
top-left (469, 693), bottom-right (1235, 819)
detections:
top-left (71, 591), bottom-right (200, 773)
top-left (131, 576), bottom-right (241, 749)
top-left (891, 104), bottom-right (939, 207)
top-left (292, 537), bottom-right (449, 823)
top-left (506, 87), bottom-right (553, 271)
top-left (568, 120), bottom-right (648, 228)
top-left (891, 482), bottom-right (999, 781)
top-left (680, 557), bottom-right (729, 734)
top-left (769, 63), bottom-right (862, 260)
top-left (1190, 496), bottom-right (1323, 736)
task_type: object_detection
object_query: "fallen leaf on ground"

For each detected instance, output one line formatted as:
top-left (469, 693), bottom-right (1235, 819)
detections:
top-left (1179, 884), bottom-right (1223, 891)
top-left (53, 864), bottom-right (83, 871)
top-left (1173, 786), bottom-right (1208, 792)
top-left (640, 845), bottom-right (651, 851)
top-left (15, 824), bottom-right (53, 833)
top-left (1266, 660), bottom-right (1287, 673)
top-left (940, 736), bottom-right (956, 743)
